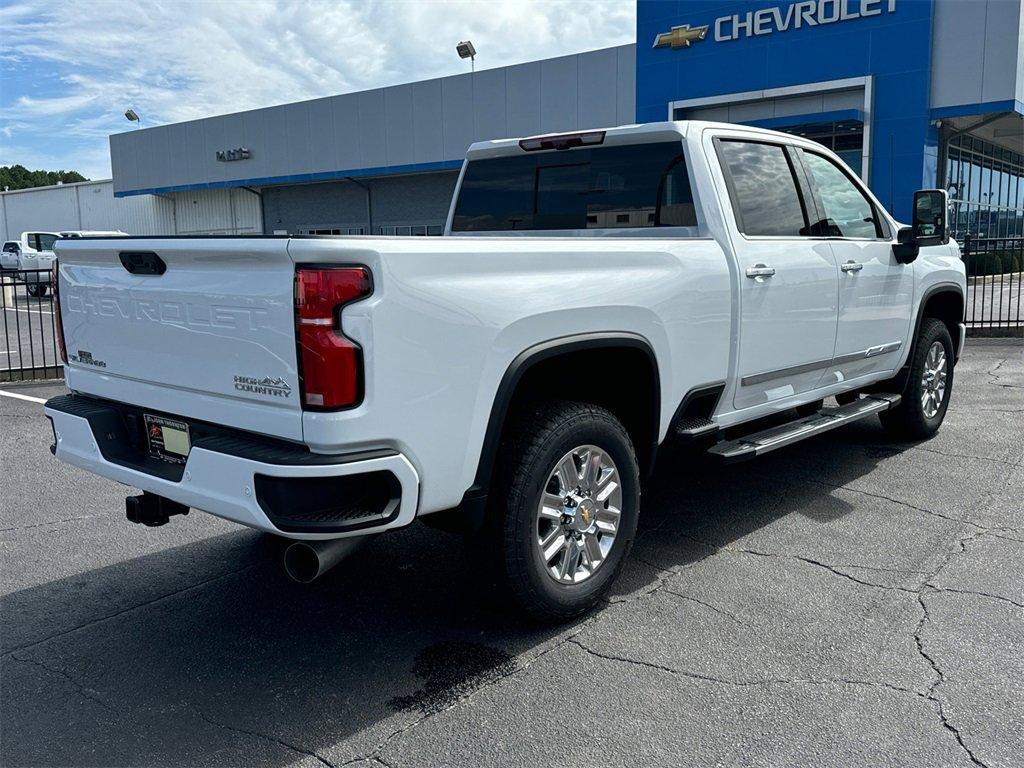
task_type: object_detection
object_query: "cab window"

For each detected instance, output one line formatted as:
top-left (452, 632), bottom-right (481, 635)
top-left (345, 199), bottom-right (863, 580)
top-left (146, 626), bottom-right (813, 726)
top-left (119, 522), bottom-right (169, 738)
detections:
top-left (800, 151), bottom-right (882, 239)
top-left (717, 140), bottom-right (808, 237)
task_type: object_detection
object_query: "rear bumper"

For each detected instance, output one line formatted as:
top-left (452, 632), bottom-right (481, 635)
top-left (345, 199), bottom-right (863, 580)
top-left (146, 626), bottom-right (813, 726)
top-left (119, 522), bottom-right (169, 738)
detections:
top-left (44, 395), bottom-right (419, 540)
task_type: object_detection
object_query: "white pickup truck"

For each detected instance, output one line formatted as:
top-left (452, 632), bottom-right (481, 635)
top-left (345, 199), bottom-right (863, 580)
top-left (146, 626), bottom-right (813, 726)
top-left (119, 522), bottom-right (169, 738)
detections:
top-left (46, 121), bottom-right (966, 620)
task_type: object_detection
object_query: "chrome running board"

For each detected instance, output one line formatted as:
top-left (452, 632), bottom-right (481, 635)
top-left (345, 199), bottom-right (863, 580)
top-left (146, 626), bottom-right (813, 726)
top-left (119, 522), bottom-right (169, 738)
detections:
top-left (708, 394), bottom-right (901, 463)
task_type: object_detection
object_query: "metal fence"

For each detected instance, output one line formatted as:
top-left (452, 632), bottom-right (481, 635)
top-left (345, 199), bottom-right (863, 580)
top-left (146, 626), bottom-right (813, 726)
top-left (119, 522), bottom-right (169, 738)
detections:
top-left (1, 268), bottom-right (63, 382)
top-left (961, 235), bottom-right (1024, 332)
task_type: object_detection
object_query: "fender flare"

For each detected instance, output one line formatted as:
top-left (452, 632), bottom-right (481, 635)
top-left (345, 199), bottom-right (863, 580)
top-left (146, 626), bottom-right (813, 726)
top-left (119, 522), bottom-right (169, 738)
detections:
top-left (871, 282), bottom-right (965, 395)
top-left (458, 332), bottom-right (661, 522)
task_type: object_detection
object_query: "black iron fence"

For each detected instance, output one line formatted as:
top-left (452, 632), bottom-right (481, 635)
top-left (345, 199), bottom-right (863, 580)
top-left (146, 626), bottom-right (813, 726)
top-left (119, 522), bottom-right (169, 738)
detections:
top-left (961, 235), bottom-right (1024, 332)
top-left (1, 268), bottom-right (63, 382)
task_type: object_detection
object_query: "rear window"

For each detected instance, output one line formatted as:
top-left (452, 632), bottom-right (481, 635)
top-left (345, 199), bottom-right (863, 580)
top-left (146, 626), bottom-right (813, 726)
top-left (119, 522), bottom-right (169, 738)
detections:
top-left (451, 142), bottom-right (698, 232)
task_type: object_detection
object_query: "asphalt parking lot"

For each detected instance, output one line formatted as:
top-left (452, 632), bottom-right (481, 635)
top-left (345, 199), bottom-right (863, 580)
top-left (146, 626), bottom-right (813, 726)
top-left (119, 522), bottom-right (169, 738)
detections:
top-left (1, 340), bottom-right (1021, 768)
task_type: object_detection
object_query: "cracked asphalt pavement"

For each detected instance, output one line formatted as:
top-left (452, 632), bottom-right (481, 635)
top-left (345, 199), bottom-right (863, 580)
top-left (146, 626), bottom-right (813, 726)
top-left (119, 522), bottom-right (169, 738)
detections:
top-left (2, 340), bottom-right (1022, 767)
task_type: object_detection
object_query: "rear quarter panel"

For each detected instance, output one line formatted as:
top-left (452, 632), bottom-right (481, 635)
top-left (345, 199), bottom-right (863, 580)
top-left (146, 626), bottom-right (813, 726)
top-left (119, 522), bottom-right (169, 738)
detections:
top-left (288, 236), bottom-right (732, 515)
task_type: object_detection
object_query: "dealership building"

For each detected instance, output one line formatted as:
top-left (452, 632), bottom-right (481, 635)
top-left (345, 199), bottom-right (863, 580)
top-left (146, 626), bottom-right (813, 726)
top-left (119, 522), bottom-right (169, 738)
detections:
top-left (4, 0), bottom-right (1023, 241)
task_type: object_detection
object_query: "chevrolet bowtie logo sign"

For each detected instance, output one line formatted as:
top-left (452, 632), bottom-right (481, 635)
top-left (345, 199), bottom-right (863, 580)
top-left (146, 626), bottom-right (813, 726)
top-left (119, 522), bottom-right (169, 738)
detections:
top-left (652, 24), bottom-right (709, 49)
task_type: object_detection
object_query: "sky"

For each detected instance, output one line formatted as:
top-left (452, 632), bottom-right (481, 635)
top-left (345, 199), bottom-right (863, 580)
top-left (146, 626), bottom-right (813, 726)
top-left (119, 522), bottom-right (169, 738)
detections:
top-left (0, 0), bottom-right (636, 180)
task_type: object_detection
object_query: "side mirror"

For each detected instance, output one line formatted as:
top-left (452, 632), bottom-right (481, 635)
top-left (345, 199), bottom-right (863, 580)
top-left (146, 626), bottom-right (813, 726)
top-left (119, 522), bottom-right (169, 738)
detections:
top-left (893, 226), bottom-right (920, 264)
top-left (912, 189), bottom-right (949, 246)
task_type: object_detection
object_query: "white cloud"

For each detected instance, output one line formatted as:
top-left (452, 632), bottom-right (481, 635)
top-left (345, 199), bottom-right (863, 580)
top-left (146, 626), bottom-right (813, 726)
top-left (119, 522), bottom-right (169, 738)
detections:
top-left (0, 0), bottom-right (636, 176)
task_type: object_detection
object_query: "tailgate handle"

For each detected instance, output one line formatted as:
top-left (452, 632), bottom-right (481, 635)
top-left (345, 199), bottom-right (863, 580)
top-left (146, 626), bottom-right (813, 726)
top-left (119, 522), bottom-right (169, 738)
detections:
top-left (119, 251), bottom-right (166, 276)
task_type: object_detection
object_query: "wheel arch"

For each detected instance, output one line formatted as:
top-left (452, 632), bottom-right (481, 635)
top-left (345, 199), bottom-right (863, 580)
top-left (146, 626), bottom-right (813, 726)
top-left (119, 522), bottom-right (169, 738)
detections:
top-left (459, 333), bottom-right (661, 522)
top-left (871, 282), bottom-right (964, 396)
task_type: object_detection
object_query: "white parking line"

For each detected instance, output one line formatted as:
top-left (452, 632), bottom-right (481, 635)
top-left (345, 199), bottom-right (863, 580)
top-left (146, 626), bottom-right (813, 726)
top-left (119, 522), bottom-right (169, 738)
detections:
top-left (0, 388), bottom-right (46, 404)
top-left (2, 305), bottom-right (54, 316)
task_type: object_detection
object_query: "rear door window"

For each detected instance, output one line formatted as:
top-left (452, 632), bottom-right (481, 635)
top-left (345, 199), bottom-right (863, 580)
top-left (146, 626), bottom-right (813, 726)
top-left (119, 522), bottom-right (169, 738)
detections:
top-left (451, 141), bottom-right (698, 232)
top-left (717, 140), bottom-right (808, 237)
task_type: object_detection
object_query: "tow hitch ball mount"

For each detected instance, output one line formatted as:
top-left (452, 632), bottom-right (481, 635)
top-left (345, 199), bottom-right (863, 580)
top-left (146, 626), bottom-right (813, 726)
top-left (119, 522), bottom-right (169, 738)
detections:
top-left (126, 492), bottom-right (190, 527)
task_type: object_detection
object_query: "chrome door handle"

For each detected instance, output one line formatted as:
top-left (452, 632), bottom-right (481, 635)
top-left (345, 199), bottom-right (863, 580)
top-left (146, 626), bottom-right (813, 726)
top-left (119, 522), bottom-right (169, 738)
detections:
top-left (745, 264), bottom-right (776, 279)
top-left (841, 261), bottom-right (864, 272)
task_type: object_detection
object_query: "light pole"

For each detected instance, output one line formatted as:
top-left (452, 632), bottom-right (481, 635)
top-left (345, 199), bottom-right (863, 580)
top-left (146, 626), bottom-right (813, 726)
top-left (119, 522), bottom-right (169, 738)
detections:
top-left (456, 40), bottom-right (476, 73)
top-left (124, 108), bottom-right (141, 129)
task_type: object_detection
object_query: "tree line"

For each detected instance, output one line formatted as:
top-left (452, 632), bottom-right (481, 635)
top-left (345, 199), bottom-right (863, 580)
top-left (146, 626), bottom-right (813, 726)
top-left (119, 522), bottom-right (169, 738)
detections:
top-left (1, 165), bottom-right (88, 191)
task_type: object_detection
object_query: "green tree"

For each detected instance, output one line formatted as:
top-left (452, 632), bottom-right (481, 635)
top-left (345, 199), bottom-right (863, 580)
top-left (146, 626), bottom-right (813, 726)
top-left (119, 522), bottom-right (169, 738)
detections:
top-left (0, 165), bottom-right (88, 191)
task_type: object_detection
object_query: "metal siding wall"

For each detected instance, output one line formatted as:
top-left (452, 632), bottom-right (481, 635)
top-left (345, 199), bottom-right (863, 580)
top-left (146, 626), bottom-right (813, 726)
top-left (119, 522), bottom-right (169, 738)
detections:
top-left (385, 85), bottom-right (417, 166)
top-left (579, 47), bottom-right (621, 129)
top-left (540, 55), bottom-right (579, 133)
top-left (261, 171), bottom-right (459, 234)
top-left (412, 80), bottom-right (445, 163)
top-left (505, 61), bottom-right (543, 138)
top-left (2, 186), bottom-right (79, 233)
top-left (76, 181), bottom-right (175, 234)
top-left (0, 181), bottom-right (179, 239)
top-left (442, 75), bottom-right (475, 160)
top-left (171, 188), bottom-right (262, 235)
top-left (110, 44), bottom-right (637, 196)
top-left (931, 0), bottom-right (1024, 109)
top-left (358, 90), bottom-right (388, 168)
top-left (332, 94), bottom-right (362, 170)
top-left (473, 68), bottom-right (509, 145)
top-left (616, 45), bottom-right (636, 125)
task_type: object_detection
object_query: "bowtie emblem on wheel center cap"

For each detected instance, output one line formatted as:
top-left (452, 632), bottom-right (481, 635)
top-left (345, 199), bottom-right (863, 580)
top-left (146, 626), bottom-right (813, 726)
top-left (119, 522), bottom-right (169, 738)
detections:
top-left (577, 499), bottom-right (595, 528)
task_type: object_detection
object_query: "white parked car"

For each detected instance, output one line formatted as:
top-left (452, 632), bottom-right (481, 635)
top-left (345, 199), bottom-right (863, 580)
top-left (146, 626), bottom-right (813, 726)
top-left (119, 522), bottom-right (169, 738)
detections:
top-left (1, 241), bottom-right (22, 271)
top-left (45, 121), bottom-right (966, 620)
top-left (2, 231), bottom-right (59, 295)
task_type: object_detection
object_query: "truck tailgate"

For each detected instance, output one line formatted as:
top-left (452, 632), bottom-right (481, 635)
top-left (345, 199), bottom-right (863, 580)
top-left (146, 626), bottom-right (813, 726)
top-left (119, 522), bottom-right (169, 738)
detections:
top-left (55, 238), bottom-right (304, 441)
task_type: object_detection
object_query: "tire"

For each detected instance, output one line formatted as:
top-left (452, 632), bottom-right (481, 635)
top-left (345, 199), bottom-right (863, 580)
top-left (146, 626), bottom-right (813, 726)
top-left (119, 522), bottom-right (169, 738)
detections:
top-left (879, 318), bottom-right (954, 441)
top-left (473, 400), bottom-right (640, 622)
top-left (26, 283), bottom-right (47, 298)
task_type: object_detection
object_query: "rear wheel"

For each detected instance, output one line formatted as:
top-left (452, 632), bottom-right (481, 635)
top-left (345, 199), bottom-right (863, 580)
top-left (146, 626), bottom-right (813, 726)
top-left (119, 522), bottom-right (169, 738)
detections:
top-left (474, 400), bottom-right (640, 621)
top-left (880, 318), bottom-right (954, 440)
top-left (26, 283), bottom-right (47, 298)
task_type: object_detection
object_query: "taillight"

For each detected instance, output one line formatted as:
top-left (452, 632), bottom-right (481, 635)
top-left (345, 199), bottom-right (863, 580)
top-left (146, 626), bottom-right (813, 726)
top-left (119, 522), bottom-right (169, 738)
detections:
top-left (52, 259), bottom-right (67, 364)
top-left (294, 266), bottom-right (372, 410)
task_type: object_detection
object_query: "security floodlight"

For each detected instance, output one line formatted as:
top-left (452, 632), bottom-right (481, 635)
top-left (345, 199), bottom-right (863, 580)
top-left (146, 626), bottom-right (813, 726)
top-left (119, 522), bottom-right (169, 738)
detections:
top-left (124, 108), bottom-right (140, 123)
top-left (456, 40), bottom-right (476, 72)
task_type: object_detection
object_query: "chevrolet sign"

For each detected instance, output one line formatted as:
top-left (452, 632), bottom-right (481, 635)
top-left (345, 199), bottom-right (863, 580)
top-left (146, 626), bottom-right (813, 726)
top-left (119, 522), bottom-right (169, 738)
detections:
top-left (653, 0), bottom-right (897, 50)
top-left (652, 24), bottom-right (709, 49)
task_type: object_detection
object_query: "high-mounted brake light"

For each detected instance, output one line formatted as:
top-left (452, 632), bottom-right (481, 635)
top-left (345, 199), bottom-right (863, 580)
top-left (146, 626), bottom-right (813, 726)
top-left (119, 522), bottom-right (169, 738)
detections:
top-left (52, 259), bottom-right (68, 364)
top-left (294, 266), bottom-right (372, 410)
top-left (519, 130), bottom-right (606, 152)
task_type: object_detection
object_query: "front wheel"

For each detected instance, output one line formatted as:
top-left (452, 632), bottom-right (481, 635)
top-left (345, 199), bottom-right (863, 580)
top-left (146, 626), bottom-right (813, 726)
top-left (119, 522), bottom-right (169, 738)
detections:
top-left (880, 318), bottom-right (954, 440)
top-left (475, 400), bottom-right (640, 621)
top-left (26, 283), bottom-right (48, 298)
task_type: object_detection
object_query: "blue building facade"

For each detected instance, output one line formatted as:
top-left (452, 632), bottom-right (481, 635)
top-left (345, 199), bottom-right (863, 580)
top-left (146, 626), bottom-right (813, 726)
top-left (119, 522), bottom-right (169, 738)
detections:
top-left (635, 0), bottom-right (1023, 227)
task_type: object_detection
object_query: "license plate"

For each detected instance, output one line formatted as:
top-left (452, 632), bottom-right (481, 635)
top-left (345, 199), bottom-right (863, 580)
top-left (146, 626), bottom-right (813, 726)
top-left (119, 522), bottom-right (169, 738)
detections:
top-left (144, 414), bottom-right (191, 464)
